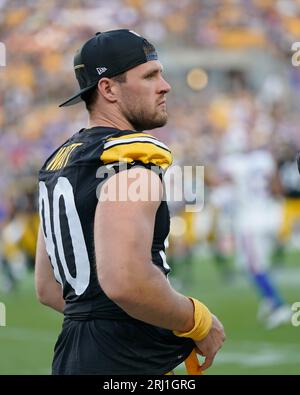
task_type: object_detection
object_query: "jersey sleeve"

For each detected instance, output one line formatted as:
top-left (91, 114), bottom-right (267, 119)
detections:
top-left (100, 132), bottom-right (172, 171)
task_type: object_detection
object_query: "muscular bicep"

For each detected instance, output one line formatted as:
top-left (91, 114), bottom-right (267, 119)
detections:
top-left (35, 226), bottom-right (64, 312)
top-left (35, 226), bottom-right (56, 290)
top-left (94, 167), bottom-right (162, 299)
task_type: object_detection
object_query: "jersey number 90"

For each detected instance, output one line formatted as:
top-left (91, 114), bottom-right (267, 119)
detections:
top-left (39, 178), bottom-right (90, 295)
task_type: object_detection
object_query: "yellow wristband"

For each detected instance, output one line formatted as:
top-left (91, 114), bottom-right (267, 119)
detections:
top-left (173, 298), bottom-right (213, 341)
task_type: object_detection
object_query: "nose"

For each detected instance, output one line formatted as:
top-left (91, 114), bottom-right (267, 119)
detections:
top-left (159, 76), bottom-right (171, 94)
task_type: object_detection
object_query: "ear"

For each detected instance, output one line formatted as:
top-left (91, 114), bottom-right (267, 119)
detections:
top-left (97, 78), bottom-right (118, 103)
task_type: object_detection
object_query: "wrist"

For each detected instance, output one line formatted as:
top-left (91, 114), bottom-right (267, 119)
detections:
top-left (173, 297), bottom-right (212, 341)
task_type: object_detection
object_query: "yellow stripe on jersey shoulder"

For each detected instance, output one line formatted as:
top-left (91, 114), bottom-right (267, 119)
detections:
top-left (107, 132), bottom-right (158, 141)
top-left (100, 133), bottom-right (172, 170)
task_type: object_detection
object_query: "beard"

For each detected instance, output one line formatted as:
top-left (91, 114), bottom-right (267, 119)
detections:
top-left (122, 103), bottom-right (168, 131)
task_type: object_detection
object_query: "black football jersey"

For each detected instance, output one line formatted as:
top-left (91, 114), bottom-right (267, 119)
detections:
top-left (38, 126), bottom-right (193, 373)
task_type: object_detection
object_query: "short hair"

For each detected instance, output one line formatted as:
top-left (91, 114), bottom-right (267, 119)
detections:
top-left (82, 87), bottom-right (98, 112)
top-left (83, 72), bottom-right (127, 113)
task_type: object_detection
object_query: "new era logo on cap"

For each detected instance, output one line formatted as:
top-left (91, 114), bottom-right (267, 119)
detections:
top-left (96, 67), bottom-right (108, 75)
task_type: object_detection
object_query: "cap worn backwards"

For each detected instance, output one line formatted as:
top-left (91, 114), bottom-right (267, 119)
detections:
top-left (59, 29), bottom-right (158, 107)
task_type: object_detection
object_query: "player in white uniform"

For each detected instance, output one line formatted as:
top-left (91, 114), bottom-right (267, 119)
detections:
top-left (219, 130), bottom-right (291, 329)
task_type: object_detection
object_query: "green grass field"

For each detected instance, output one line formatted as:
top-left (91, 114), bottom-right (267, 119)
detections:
top-left (0, 253), bottom-right (299, 375)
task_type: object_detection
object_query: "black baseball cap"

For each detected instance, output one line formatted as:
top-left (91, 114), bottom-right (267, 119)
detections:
top-left (59, 29), bottom-right (158, 107)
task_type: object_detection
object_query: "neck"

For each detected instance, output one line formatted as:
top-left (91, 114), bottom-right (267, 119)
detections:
top-left (88, 109), bottom-right (134, 131)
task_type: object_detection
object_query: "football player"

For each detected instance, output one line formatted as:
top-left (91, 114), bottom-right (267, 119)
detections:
top-left (35, 30), bottom-right (225, 374)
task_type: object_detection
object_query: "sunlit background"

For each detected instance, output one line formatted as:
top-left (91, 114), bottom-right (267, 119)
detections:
top-left (1, 0), bottom-right (300, 375)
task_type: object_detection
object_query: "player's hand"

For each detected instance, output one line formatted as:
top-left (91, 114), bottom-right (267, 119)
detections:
top-left (194, 314), bottom-right (226, 371)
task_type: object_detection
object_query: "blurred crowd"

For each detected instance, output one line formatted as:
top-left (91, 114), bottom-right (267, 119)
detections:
top-left (1, 0), bottom-right (300, 293)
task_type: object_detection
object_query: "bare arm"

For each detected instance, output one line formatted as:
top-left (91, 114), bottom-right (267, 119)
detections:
top-left (95, 167), bottom-right (194, 332)
top-left (35, 226), bottom-right (64, 313)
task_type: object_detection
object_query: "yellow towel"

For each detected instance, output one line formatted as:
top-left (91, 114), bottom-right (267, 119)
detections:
top-left (184, 349), bottom-right (202, 375)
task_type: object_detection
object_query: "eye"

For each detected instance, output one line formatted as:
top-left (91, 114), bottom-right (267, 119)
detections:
top-left (144, 72), bottom-right (156, 79)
